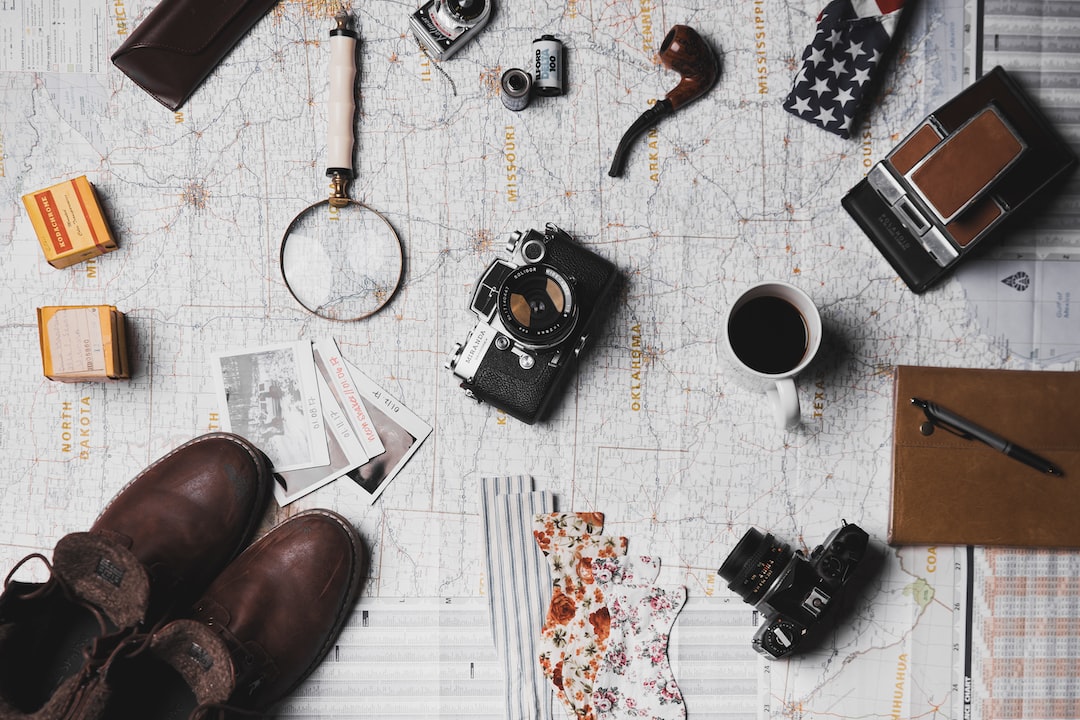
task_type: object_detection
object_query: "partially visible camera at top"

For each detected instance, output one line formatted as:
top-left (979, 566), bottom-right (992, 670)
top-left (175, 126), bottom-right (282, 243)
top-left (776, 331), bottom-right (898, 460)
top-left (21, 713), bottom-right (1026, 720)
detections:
top-left (409, 0), bottom-right (492, 60)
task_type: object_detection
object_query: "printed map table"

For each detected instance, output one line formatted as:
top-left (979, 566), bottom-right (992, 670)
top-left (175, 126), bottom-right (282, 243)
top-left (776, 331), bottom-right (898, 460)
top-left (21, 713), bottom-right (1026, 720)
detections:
top-left (1, 0), bottom-right (1079, 717)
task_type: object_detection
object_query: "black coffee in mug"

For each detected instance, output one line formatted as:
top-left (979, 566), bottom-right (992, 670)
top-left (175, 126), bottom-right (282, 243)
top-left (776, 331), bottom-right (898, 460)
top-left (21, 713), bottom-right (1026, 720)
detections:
top-left (728, 295), bottom-right (808, 374)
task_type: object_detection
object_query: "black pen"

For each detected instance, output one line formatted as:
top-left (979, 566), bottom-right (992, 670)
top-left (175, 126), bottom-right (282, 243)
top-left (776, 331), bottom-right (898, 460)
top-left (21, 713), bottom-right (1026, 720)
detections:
top-left (911, 397), bottom-right (1064, 477)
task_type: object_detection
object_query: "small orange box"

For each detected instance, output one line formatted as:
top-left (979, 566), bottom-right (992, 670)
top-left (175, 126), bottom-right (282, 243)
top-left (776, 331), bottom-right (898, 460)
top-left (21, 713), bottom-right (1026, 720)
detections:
top-left (22, 176), bottom-right (118, 268)
top-left (37, 305), bottom-right (130, 382)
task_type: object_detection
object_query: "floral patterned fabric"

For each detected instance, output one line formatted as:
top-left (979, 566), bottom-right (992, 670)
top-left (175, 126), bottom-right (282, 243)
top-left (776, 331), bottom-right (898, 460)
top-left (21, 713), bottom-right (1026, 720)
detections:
top-left (534, 512), bottom-right (627, 720)
top-left (533, 511), bottom-right (606, 555)
top-left (591, 555), bottom-right (661, 589)
top-left (593, 584), bottom-right (687, 720)
top-left (556, 555), bottom-right (663, 718)
top-left (533, 512), bottom-right (686, 720)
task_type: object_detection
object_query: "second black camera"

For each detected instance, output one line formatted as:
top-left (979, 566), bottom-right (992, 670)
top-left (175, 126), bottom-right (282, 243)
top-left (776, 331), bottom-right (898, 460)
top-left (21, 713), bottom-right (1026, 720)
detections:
top-left (718, 522), bottom-right (869, 659)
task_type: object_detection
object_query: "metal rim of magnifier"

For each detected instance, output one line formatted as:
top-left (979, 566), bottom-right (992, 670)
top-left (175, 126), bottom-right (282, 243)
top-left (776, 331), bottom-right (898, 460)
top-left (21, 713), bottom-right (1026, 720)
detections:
top-left (279, 197), bottom-right (405, 322)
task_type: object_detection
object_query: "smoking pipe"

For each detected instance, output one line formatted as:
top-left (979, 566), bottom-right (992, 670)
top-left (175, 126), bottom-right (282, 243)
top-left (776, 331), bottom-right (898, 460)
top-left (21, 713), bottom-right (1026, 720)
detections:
top-left (608, 24), bottom-right (720, 178)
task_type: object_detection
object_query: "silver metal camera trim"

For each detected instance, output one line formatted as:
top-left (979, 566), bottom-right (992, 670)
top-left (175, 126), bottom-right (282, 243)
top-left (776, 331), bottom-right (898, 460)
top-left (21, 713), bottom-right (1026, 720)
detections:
top-left (799, 586), bottom-right (831, 617)
top-left (512, 232), bottom-right (548, 264)
top-left (447, 322), bottom-right (550, 388)
top-left (867, 163), bottom-right (958, 268)
top-left (447, 321), bottom-right (498, 384)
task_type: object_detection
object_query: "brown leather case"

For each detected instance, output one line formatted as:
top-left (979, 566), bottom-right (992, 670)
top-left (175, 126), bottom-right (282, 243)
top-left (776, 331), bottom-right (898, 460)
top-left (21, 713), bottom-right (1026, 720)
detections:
top-left (111, 0), bottom-right (279, 111)
top-left (890, 365), bottom-right (1080, 547)
top-left (908, 107), bottom-right (1025, 222)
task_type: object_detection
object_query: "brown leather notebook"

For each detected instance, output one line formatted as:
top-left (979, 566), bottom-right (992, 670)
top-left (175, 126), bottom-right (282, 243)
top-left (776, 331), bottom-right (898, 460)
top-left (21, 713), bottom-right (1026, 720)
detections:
top-left (890, 365), bottom-right (1080, 547)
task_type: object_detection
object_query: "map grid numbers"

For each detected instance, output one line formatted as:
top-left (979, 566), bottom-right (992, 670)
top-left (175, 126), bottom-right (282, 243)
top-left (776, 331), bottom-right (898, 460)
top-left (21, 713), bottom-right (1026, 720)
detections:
top-left (969, 549), bottom-right (1080, 720)
top-left (963, 3), bottom-right (1080, 718)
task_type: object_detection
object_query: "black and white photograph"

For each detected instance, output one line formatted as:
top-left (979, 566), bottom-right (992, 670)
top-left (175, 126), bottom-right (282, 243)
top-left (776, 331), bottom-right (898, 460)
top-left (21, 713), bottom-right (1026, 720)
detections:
top-left (275, 374), bottom-right (368, 506)
top-left (211, 341), bottom-right (329, 473)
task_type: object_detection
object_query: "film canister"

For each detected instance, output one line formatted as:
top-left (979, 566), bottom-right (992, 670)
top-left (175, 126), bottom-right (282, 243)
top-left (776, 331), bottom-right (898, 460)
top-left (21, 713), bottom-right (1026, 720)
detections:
top-left (500, 67), bottom-right (533, 111)
top-left (532, 35), bottom-right (564, 96)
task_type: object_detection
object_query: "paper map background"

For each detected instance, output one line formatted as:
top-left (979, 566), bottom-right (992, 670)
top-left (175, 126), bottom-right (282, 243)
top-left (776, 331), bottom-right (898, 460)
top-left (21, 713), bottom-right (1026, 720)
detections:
top-left (1, 0), bottom-right (1077, 718)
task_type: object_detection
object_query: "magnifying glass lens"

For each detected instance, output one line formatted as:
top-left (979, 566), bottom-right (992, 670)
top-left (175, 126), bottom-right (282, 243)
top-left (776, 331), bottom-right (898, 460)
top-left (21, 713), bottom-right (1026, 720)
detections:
top-left (280, 199), bottom-right (403, 321)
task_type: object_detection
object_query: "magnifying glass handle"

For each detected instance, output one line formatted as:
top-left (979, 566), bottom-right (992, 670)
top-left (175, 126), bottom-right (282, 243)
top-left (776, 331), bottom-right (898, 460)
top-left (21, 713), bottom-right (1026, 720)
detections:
top-left (327, 13), bottom-right (358, 178)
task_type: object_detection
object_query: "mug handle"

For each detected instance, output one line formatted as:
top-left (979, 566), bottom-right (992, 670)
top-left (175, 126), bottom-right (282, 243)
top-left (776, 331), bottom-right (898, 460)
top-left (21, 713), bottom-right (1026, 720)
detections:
top-left (765, 378), bottom-right (800, 430)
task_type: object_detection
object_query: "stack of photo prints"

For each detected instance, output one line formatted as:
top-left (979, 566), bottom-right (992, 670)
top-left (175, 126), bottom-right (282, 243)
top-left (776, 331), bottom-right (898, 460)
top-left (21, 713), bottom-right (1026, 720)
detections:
top-left (211, 337), bottom-right (431, 506)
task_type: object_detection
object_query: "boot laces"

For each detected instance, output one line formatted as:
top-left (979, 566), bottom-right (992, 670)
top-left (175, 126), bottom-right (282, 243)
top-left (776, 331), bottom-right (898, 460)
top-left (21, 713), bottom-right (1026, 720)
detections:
top-left (95, 620), bottom-right (266, 720)
top-left (3, 552), bottom-right (111, 638)
top-left (5, 553), bottom-right (130, 720)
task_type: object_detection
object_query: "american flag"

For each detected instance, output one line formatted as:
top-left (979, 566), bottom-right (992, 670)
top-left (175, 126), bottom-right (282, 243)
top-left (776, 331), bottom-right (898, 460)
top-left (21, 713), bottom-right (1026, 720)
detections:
top-left (783, 0), bottom-right (906, 139)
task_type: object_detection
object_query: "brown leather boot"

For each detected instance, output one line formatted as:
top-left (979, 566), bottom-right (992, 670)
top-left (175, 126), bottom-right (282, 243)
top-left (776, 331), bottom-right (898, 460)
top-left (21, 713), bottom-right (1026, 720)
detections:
top-left (81, 510), bottom-right (365, 719)
top-left (0, 433), bottom-right (271, 720)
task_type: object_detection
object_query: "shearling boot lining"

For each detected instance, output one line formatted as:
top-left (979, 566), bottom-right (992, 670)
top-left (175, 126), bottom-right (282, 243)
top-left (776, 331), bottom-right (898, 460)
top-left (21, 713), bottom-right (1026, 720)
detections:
top-left (150, 619), bottom-right (235, 706)
top-left (51, 532), bottom-right (150, 630)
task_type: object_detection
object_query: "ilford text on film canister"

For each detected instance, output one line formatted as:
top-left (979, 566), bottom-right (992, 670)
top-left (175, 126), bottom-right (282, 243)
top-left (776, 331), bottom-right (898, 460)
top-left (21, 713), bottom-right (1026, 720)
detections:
top-left (500, 67), bottom-right (533, 111)
top-left (532, 35), bottom-right (564, 96)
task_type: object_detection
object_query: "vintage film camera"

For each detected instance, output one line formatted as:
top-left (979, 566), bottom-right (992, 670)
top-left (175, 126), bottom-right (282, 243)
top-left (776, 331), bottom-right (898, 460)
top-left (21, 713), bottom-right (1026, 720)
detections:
top-left (409, 0), bottom-right (491, 60)
top-left (843, 66), bottom-right (1076, 293)
top-left (446, 224), bottom-right (618, 424)
top-left (718, 523), bottom-right (869, 659)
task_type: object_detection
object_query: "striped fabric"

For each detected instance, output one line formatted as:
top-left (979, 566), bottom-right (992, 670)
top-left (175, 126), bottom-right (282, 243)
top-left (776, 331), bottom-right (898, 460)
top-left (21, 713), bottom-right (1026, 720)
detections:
top-left (481, 477), bottom-right (555, 720)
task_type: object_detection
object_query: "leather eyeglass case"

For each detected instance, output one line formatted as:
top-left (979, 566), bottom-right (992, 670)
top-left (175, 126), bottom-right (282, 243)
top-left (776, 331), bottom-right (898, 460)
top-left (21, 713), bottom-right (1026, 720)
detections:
top-left (111, 0), bottom-right (279, 111)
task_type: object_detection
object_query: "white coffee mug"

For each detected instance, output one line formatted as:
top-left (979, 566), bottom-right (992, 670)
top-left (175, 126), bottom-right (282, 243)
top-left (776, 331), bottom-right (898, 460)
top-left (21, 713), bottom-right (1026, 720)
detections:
top-left (722, 282), bottom-right (822, 429)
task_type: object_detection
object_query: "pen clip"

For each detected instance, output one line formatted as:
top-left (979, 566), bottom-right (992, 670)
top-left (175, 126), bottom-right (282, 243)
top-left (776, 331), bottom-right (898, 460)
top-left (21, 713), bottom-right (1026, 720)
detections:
top-left (911, 398), bottom-right (975, 440)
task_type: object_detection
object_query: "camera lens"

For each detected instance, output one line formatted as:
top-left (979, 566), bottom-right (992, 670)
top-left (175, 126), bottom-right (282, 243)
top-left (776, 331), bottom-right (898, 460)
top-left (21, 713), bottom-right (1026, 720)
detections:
top-left (444, 0), bottom-right (486, 22)
top-left (718, 528), bottom-right (794, 606)
top-left (498, 265), bottom-right (576, 346)
top-left (511, 277), bottom-right (562, 326)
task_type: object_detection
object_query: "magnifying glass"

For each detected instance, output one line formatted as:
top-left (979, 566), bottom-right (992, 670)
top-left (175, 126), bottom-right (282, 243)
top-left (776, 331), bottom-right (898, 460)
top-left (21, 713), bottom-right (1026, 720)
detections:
top-left (280, 11), bottom-right (404, 322)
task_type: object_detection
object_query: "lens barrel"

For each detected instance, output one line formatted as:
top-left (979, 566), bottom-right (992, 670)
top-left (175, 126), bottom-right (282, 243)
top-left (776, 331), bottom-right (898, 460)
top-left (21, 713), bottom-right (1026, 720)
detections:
top-left (718, 528), bottom-right (794, 606)
top-left (498, 265), bottom-right (576, 346)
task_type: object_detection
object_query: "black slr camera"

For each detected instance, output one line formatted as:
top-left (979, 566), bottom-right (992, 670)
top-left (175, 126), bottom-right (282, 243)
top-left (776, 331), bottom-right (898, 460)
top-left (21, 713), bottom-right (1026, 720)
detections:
top-left (718, 523), bottom-right (869, 659)
top-left (446, 224), bottom-right (618, 424)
